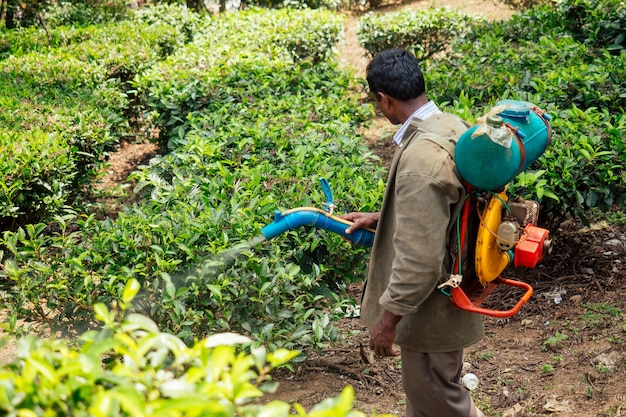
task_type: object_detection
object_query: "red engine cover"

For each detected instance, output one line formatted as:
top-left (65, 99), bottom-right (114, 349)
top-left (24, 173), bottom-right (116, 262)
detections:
top-left (514, 224), bottom-right (550, 268)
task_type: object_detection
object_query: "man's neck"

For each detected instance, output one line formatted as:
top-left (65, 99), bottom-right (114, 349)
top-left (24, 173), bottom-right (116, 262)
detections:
top-left (399, 95), bottom-right (429, 124)
top-left (392, 98), bottom-right (441, 145)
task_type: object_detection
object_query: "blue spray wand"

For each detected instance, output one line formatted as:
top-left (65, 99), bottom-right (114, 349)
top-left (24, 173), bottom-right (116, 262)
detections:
top-left (261, 178), bottom-right (375, 247)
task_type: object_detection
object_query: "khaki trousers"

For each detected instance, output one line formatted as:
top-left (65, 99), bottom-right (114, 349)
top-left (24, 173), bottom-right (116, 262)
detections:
top-left (401, 348), bottom-right (486, 417)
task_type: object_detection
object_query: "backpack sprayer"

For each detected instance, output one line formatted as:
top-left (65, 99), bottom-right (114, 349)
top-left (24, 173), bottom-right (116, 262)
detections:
top-left (442, 99), bottom-right (554, 317)
top-left (261, 100), bottom-right (553, 318)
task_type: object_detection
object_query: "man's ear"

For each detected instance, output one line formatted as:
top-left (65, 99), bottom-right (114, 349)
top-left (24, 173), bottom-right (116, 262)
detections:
top-left (378, 92), bottom-right (395, 109)
top-left (377, 92), bottom-right (392, 106)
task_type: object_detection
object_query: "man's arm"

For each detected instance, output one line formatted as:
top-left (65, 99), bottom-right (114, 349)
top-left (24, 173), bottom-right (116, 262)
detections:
top-left (341, 211), bottom-right (400, 356)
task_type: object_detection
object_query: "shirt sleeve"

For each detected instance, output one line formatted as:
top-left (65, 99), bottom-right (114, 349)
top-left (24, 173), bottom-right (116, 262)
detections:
top-left (379, 142), bottom-right (461, 316)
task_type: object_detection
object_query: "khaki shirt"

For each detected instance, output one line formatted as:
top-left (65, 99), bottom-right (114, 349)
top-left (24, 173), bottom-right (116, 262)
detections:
top-left (361, 113), bottom-right (485, 352)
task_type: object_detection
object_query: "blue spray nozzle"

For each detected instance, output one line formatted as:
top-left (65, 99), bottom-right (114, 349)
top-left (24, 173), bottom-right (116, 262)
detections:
top-left (318, 178), bottom-right (335, 213)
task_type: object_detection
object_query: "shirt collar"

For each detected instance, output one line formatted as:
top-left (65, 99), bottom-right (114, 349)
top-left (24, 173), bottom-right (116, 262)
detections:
top-left (392, 101), bottom-right (442, 145)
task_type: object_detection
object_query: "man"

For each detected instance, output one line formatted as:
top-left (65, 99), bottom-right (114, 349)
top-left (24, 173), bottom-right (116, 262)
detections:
top-left (341, 48), bottom-right (486, 417)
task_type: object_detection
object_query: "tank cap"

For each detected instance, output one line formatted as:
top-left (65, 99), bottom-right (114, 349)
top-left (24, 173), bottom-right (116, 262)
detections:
top-left (486, 115), bottom-right (503, 127)
top-left (496, 99), bottom-right (530, 118)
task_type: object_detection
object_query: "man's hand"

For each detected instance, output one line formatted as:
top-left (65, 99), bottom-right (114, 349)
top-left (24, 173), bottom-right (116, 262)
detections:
top-left (339, 212), bottom-right (380, 235)
top-left (370, 310), bottom-right (401, 357)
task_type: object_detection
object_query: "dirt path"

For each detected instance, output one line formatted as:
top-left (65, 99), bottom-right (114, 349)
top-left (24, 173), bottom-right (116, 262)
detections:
top-left (336, 0), bottom-right (515, 79)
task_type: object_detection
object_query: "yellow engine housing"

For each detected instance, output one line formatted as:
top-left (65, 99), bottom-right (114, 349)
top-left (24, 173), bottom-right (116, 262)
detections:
top-left (475, 191), bottom-right (512, 286)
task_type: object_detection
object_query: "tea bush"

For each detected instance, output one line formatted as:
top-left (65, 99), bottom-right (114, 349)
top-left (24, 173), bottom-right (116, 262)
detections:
top-left (427, 35), bottom-right (611, 108)
top-left (1, 0), bottom-right (129, 29)
top-left (0, 130), bottom-right (76, 224)
top-left (41, 0), bottom-right (131, 27)
top-left (1, 6), bottom-right (345, 231)
top-left (0, 280), bottom-right (389, 417)
top-left (1, 7), bottom-right (385, 351)
top-left (132, 3), bottom-right (205, 44)
top-left (0, 60), bottom-right (383, 349)
top-left (357, 7), bottom-right (485, 60)
top-left (0, 5), bottom-right (195, 60)
top-left (482, 4), bottom-right (566, 42)
top-left (528, 107), bottom-right (626, 226)
top-left (0, 52), bottom-right (123, 227)
top-left (137, 7), bottom-right (345, 151)
top-left (557, 0), bottom-right (626, 53)
top-left (497, 0), bottom-right (552, 11)
top-left (0, 6), bottom-right (196, 229)
top-left (466, 0), bottom-right (625, 54)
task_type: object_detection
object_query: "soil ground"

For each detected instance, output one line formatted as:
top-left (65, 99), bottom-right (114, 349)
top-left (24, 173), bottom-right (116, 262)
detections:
top-left (2, 2), bottom-right (625, 416)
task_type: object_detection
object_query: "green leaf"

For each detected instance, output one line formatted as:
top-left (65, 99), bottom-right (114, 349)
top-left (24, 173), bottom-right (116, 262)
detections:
top-left (94, 303), bottom-right (113, 326)
top-left (109, 387), bottom-right (147, 417)
top-left (26, 356), bottom-right (59, 385)
top-left (122, 313), bottom-right (160, 334)
top-left (122, 278), bottom-right (141, 305)
top-left (267, 348), bottom-right (300, 368)
top-left (257, 400), bottom-right (291, 417)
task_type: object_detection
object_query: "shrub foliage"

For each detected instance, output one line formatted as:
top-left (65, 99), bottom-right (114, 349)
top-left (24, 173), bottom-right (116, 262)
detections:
top-left (0, 7), bottom-right (196, 230)
top-left (0, 280), bottom-right (387, 417)
top-left (357, 7), bottom-right (485, 60)
top-left (1, 7), bottom-right (384, 353)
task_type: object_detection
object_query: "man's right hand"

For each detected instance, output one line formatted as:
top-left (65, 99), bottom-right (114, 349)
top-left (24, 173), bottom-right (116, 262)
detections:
top-left (370, 310), bottom-right (401, 357)
top-left (339, 212), bottom-right (380, 234)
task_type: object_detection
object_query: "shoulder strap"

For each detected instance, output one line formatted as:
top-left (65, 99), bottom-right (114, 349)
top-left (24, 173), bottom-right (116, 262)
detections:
top-left (407, 118), bottom-right (463, 185)
top-left (419, 132), bottom-right (456, 159)
top-left (407, 114), bottom-right (468, 161)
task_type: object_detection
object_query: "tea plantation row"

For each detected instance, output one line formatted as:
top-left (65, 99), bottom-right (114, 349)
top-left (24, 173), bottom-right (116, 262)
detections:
top-left (1, 5), bottom-right (382, 346)
top-left (1, 6), bottom-right (390, 415)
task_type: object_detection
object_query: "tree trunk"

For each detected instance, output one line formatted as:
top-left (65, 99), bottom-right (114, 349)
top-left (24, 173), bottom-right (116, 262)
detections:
top-left (186, 0), bottom-right (201, 12)
top-left (4, 0), bottom-right (17, 29)
top-left (38, 11), bottom-right (51, 43)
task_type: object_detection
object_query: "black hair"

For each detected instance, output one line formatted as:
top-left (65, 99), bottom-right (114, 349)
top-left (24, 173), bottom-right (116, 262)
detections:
top-left (366, 48), bottom-right (425, 101)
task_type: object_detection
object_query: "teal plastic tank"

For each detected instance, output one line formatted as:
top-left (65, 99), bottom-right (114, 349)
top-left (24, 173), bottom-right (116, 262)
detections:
top-left (454, 100), bottom-right (552, 191)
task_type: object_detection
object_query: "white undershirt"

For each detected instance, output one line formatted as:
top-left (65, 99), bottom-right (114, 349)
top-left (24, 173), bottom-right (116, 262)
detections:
top-left (393, 101), bottom-right (442, 145)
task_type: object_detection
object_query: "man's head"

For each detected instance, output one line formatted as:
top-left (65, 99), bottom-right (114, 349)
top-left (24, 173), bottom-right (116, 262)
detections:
top-left (366, 48), bottom-right (425, 101)
top-left (366, 48), bottom-right (427, 125)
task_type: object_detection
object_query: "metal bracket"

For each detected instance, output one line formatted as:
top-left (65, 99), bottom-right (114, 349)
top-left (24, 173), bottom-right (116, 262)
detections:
top-left (437, 274), bottom-right (463, 289)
